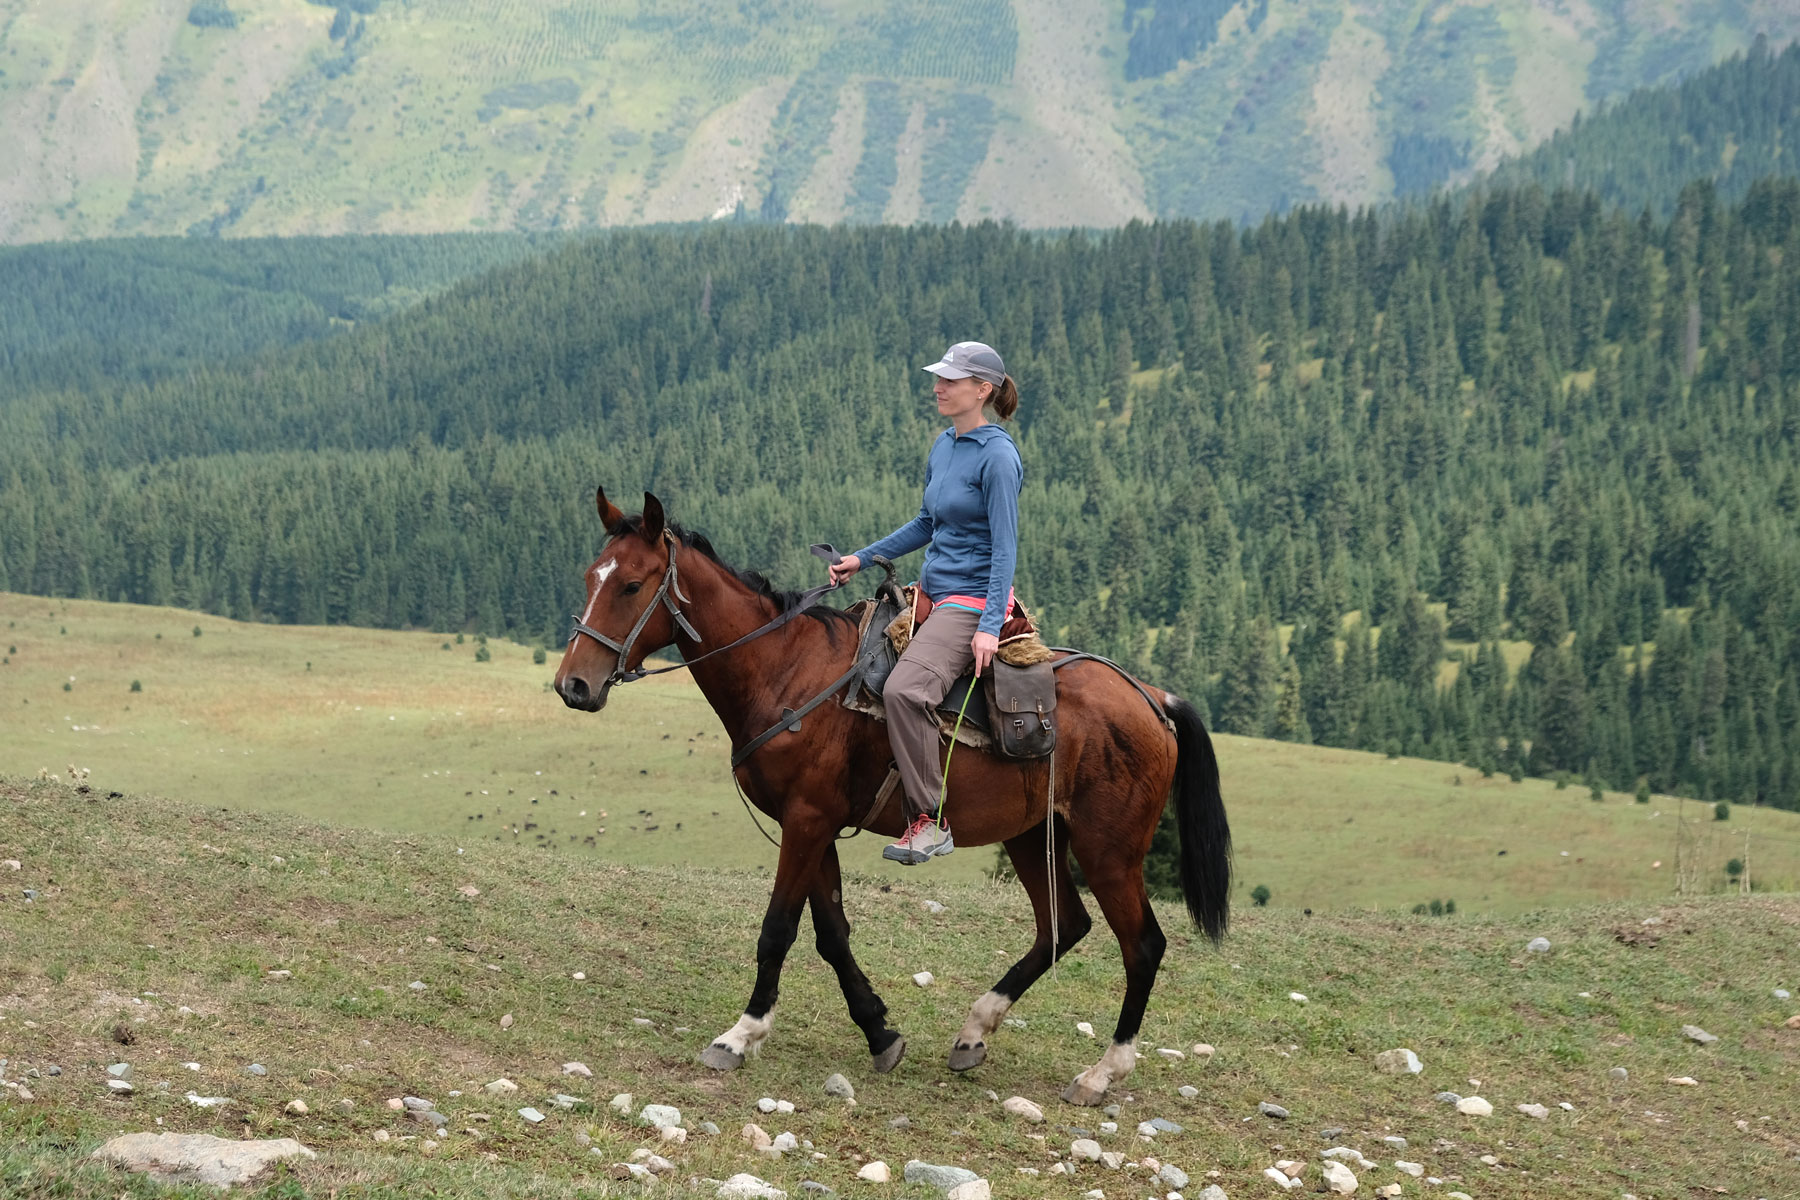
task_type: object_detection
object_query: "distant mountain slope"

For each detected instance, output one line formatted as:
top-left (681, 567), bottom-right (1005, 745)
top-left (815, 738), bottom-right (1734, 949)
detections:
top-left (1, 0), bottom-right (1794, 240)
top-left (0, 232), bottom-right (562, 390)
top-left (1481, 36), bottom-right (1800, 215)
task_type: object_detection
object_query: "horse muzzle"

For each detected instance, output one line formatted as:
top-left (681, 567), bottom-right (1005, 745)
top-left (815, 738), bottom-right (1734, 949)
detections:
top-left (556, 674), bottom-right (611, 713)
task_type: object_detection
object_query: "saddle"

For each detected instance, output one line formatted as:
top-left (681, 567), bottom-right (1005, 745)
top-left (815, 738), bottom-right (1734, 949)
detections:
top-left (843, 583), bottom-right (1058, 761)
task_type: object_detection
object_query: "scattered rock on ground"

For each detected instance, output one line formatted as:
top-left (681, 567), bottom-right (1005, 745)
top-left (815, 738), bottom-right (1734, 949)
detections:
top-left (904, 1160), bottom-right (982, 1192)
top-left (1076, 1021), bottom-right (1095, 1037)
top-left (1157, 1163), bottom-right (1190, 1189)
top-left (91, 1133), bottom-right (315, 1189)
top-left (717, 1173), bottom-right (787, 1199)
top-left (922, 901), bottom-right (946, 914)
top-left (1526, 937), bottom-right (1551, 953)
top-left (1002, 1096), bottom-right (1044, 1123)
top-left (1667, 1075), bottom-right (1699, 1086)
top-left (1374, 1048), bottom-right (1422, 1075)
top-left (1177, 1086), bottom-right (1199, 1099)
top-left (1517, 1102), bottom-right (1549, 1119)
top-left (1263, 1166), bottom-right (1302, 1190)
top-left (284, 1100), bottom-right (308, 1115)
top-left (107, 1064), bottom-right (132, 1080)
top-left (1191, 1043), bottom-right (1215, 1059)
top-left (1070, 1139), bottom-right (1102, 1161)
top-left (105, 1079), bottom-right (134, 1094)
top-left (562, 1062), bottom-right (592, 1077)
top-left (743, 1124), bottom-right (772, 1149)
top-left (772, 1132), bottom-right (799, 1153)
top-left (1434, 1092), bottom-right (1462, 1104)
top-left (185, 1093), bottom-right (229, 1108)
top-left (944, 1182), bottom-right (990, 1200)
top-left (912, 972), bottom-right (934, 987)
top-left (1156, 1048), bottom-right (1184, 1061)
top-left (823, 1074), bottom-right (855, 1100)
top-left (856, 1161), bottom-right (890, 1182)
top-left (639, 1103), bottom-right (681, 1127)
top-left (1786, 1014), bottom-right (1800, 1030)
top-left (1288, 992), bottom-right (1307, 1003)
top-left (1395, 1161), bottom-right (1424, 1177)
top-left (1455, 1096), bottom-right (1494, 1116)
top-left (1608, 1067), bottom-right (1629, 1080)
top-left (1258, 1102), bottom-right (1289, 1120)
top-left (699, 1121), bottom-right (721, 1136)
top-left (484, 1078), bottom-right (518, 1095)
top-left (888, 1115), bottom-right (911, 1129)
top-left (1143, 1117), bottom-right (1183, 1133)
top-left (1682, 1025), bottom-right (1719, 1045)
top-left (517, 1107), bottom-right (545, 1124)
top-left (1383, 1137), bottom-right (1406, 1149)
top-left (1195, 1187), bottom-right (1228, 1200)
top-left (245, 1064), bottom-right (267, 1077)
top-left (1320, 1159), bottom-right (1358, 1194)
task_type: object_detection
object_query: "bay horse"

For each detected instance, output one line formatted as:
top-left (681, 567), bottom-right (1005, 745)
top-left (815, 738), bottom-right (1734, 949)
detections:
top-left (554, 490), bottom-right (1230, 1105)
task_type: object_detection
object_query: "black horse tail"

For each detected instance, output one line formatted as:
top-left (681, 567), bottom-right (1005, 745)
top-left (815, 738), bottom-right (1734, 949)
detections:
top-left (1168, 695), bottom-right (1231, 945)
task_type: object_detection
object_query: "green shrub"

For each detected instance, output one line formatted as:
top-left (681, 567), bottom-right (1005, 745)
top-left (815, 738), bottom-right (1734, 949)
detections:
top-left (62, 680), bottom-right (72, 692)
top-left (474, 644), bottom-right (491, 663)
top-left (1554, 771), bottom-right (1570, 790)
top-left (1429, 898), bottom-right (1444, 916)
top-left (1726, 857), bottom-right (1743, 879)
top-left (192, 625), bottom-right (202, 637)
top-left (130, 680), bottom-right (142, 693)
top-left (532, 646), bottom-right (547, 664)
top-left (1250, 884), bottom-right (1271, 907)
top-left (1714, 800), bottom-right (1731, 821)
top-left (187, 3), bottom-right (238, 29)
top-left (1636, 780), bottom-right (1652, 803)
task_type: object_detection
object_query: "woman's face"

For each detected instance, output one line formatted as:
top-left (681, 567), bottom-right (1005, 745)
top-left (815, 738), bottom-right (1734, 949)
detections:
top-left (934, 374), bottom-right (992, 422)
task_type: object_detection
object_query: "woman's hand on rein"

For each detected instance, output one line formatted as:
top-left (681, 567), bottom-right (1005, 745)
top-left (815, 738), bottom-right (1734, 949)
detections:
top-left (828, 555), bottom-right (862, 587)
top-left (971, 631), bottom-right (999, 677)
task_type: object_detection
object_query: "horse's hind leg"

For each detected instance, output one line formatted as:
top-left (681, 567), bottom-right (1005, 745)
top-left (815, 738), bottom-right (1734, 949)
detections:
top-left (1061, 835), bottom-right (1166, 1106)
top-left (811, 844), bottom-right (906, 1073)
top-left (948, 820), bottom-right (1091, 1072)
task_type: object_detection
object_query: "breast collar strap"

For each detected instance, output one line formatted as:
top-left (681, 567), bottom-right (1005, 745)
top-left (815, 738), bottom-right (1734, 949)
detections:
top-left (568, 536), bottom-right (702, 686)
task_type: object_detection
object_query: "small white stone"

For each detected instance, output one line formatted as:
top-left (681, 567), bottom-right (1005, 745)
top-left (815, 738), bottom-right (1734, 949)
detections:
top-left (1374, 1048), bottom-right (1423, 1075)
top-left (1002, 1096), bottom-right (1045, 1122)
top-left (562, 1061), bottom-right (591, 1077)
top-left (946, 1183), bottom-right (991, 1200)
top-left (1157, 1048), bottom-right (1185, 1061)
top-left (775, 1100), bottom-right (795, 1114)
top-left (1191, 1043), bottom-right (1215, 1059)
top-left (1288, 992), bottom-right (1308, 1003)
top-left (1517, 1102), bottom-right (1549, 1118)
top-left (372, 1129), bottom-right (390, 1143)
top-left (660, 1125), bottom-right (688, 1144)
top-left (572, 972), bottom-right (586, 981)
top-left (912, 972), bottom-right (934, 987)
top-left (1682, 1025), bottom-right (1719, 1045)
top-left (499, 1013), bottom-right (513, 1029)
top-left (1320, 1160), bottom-right (1358, 1194)
top-left (484, 1078), bottom-right (518, 1095)
top-left (105, 1079), bottom-right (134, 1093)
top-left (1177, 1086), bottom-right (1199, 1098)
top-left (772, 1132), bottom-right (798, 1153)
top-left (408, 981), bottom-right (427, 991)
top-left (609, 1092), bottom-right (633, 1114)
top-left (1077, 1021), bottom-right (1096, 1037)
top-left (1667, 1075), bottom-right (1699, 1086)
top-left (284, 1099), bottom-right (309, 1115)
top-left (758, 1097), bottom-right (778, 1113)
top-left (517, 1107), bottom-right (545, 1123)
top-left (1395, 1160), bottom-right (1424, 1176)
top-left (857, 1161), bottom-right (890, 1182)
top-left (1263, 1166), bottom-right (1302, 1190)
top-left (1071, 1138), bottom-right (1103, 1161)
top-left (1526, 937), bottom-right (1551, 953)
top-left (1558, 1101), bottom-right (1575, 1111)
top-left (1455, 1096), bottom-right (1494, 1116)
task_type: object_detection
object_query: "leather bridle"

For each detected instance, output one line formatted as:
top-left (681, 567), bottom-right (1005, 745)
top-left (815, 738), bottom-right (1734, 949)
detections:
top-left (567, 534), bottom-right (838, 688)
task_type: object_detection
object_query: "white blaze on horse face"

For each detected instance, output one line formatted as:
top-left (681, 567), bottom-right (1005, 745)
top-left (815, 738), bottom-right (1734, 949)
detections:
top-left (956, 990), bottom-right (1012, 1047)
top-left (712, 1011), bottom-right (773, 1057)
top-left (593, 560), bottom-right (618, 591)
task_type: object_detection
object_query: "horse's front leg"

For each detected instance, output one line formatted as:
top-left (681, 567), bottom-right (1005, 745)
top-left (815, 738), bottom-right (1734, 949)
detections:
top-left (811, 843), bottom-right (906, 1073)
top-left (698, 812), bottom-right (830, 1072)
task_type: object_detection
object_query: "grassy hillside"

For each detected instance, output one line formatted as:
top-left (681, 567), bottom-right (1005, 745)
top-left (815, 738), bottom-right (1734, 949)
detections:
top-left (7, 591), bottom-right (1799, 913)
top-left (2, 0), bottom-right (1795, 240)
top-left (1, 773), bottom-right (1798, 1198)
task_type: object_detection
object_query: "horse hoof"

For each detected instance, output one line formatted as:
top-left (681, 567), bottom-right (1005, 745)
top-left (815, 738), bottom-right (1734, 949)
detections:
top-left (947, 1041), bottom-right (987, 1072)
top-left (698, 1044), bottom-right (745, 1072)
top-left (871, 1035), bottom-right (907, 1075)
top-left (1060, 1079), bottom-right (1105, 1107)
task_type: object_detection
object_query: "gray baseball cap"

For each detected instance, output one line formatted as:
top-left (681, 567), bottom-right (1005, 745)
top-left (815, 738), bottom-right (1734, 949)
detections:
top-left (923, 341), bottom-right (1006, 386)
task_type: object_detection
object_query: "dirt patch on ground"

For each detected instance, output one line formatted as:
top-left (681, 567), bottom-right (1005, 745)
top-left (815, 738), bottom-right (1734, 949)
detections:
top-left (645, 79), bottom-right (788, 223)
top-left (959, 0), bottom-right (1146, 225)
top-left (790, 81), bottom-right (863, 224)
top-left (1310, 8), bottom-right (1390, 209)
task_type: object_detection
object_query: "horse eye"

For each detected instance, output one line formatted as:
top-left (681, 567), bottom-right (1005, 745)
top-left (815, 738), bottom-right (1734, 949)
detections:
top-left (623, 581), bottom-right (643, 595)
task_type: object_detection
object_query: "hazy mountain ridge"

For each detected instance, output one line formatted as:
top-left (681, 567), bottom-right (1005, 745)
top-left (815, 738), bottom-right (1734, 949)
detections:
top-left (2, 0), bottom-right (1794, 242)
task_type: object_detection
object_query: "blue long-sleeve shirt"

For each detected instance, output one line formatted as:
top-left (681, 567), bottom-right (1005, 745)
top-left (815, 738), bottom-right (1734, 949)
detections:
top-left (853, 424), bottom-right (1023, 638)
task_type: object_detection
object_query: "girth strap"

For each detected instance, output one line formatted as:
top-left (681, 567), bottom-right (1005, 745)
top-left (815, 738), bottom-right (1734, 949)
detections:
top-left (729, 658), bottom-right (864, 770)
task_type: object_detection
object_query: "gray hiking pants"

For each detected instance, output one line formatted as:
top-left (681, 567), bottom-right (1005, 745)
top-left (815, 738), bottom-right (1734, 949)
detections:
top-left (882, 605), bottom-right (981, 822)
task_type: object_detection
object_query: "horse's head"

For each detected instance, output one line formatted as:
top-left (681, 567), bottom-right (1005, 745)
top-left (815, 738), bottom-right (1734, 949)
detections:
top-left (555, 487), bottom-right (691, 712)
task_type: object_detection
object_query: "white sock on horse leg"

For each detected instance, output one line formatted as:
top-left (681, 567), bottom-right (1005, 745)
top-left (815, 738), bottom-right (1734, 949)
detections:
top-left (712, 1011), bottom-right (774, 1057)
top-left (956, 990), bottom-right (1012, 1047)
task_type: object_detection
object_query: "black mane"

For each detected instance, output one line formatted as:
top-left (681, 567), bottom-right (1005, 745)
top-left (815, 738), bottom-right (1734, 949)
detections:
top-left (611, 514), bottom-right (857, 633)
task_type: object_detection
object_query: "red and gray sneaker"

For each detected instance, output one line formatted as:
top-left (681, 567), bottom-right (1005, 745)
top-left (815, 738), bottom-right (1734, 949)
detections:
top-left (883, 814), bottom-right (955, 865)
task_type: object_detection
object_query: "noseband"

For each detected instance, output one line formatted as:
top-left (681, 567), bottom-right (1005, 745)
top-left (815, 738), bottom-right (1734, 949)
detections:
top-left (568, 536), bottom-right (703, 686)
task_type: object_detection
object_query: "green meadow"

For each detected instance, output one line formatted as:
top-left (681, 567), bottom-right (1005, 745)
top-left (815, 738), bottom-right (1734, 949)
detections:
top-left (5, 592), bottom-right (1798, 914)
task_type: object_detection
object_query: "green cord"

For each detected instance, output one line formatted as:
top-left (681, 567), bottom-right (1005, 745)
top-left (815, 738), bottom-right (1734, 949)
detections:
top-left (935, 669), bottom-right (978, 828)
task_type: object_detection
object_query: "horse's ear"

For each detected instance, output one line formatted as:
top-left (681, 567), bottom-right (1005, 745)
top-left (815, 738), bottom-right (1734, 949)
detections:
top-left (596, 486), bottom-right (627, 535)
top-left (640, 492), bottom-right (667, 544)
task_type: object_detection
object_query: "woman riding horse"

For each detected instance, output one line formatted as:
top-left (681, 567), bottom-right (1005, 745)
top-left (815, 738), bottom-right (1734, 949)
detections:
top-left (828, 340), bottom-right (1023, 866)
